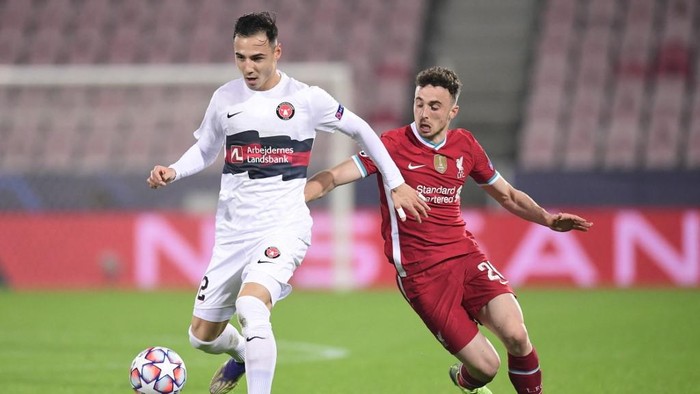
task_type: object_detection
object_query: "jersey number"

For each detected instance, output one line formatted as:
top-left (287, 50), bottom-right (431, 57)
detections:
top-left (477, 261), bottom-right (508, 284)
top-left (196, 276), bottom-right (209, 301)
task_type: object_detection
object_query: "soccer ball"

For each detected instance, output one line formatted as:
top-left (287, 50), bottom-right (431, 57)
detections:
top-left (129, 346), bottom-right (187, 394)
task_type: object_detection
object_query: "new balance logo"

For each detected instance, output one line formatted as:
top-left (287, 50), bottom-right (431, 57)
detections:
top-left (227, 111), bottom-right (243, 118)
top-left (408, 163), bottom-right (425, 170)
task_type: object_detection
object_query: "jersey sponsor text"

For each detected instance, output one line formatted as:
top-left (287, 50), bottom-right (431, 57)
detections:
top-left (416, 184), bottom-right (459, 204)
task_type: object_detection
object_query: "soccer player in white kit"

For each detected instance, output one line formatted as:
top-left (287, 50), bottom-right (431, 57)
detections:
top-left (146, 12), bottom-right (429, 394)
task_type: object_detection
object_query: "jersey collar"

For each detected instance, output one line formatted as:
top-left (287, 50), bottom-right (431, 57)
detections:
top-left (243, 70), bottom-right (288, 95)
top-left (410, 122), bottom-right (447, 150)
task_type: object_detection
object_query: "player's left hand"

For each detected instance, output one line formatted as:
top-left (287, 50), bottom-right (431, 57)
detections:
top-left (548, 212), bottom-right (593, 232)
top-left (391, 183), bottom-right (430, 223)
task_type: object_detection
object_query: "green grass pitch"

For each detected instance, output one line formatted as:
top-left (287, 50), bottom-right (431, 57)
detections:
top-left (1, 289), bottom-right (698, 393)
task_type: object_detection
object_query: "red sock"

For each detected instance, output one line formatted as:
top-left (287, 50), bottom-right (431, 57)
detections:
top-left (458, 365), bottom-right (488, 389)
top-left (508, 348), bottom-right (543, 394)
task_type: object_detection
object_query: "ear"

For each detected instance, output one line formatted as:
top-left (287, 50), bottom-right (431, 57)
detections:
top-left (274, 42), bottom-right (282, 60)
top-left (448, 104), bottom-right (459, 120)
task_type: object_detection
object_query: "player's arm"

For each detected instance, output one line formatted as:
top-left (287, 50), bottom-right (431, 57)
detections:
top-left (337, 111), bottom-right (429, 222)
top-left (483, 177), bottom-right (593, 232)
top-left (146, 137), bottom-right (220, 189)
top-left (305, 159), bottom-right (363, 202)
top-left (147, 93), bottom-right (224, 189)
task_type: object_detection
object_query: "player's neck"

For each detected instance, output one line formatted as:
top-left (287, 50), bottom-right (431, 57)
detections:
top-left (269, 70), bottom-right (282, 88)
top-left (421, 131), bottom-right (446, 147)
top-left (260, 70), bottom-right (282, 91)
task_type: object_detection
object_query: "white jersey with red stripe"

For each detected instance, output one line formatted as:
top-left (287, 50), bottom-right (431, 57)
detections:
top-left (171, 71), bottom-right (361, 242)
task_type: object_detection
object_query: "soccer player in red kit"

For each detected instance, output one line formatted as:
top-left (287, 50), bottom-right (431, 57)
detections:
top-left (305, 66), bottom-right (592, 394)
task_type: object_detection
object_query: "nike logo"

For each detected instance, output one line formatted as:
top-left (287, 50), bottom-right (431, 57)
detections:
top-left (257, 260), bottom-right (274, 264)
top-left (246, 336), bottom-right (266, 342)
top-left (408, 163), bottom-right (425, 170)
top-left (227, 111), bottom-right (243, 118)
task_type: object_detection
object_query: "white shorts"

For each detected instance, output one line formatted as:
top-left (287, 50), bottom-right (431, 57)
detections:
top-left (192, 231), bottom-right (310, 322)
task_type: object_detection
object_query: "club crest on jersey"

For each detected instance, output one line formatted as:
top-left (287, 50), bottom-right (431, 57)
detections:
top-left (456, 156), bottom-right (465, 178)
top-left (276, 102), bottom-right (295, 120)
top-left (265, 246), bottom-right (281, 259)
top-left (433, 154), bottom-right (448, 174)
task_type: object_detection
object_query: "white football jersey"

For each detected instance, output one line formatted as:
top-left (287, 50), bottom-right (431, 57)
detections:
top-left (175, 71), bottom-right (347, 242)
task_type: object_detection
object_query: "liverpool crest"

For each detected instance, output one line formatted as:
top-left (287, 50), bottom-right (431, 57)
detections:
top-left (456, 156), bottom-right (465, 178)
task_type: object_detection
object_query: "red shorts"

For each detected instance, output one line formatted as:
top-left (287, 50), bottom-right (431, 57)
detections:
top-left (396, 255), bottom-right (514, 354)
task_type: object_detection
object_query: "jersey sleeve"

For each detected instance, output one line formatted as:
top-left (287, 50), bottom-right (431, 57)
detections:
top-left (193, 90), bottom-right (225, 140)
top-left (308, 86), bottom-right (404, 189)
top-left (308, 86), bottom-right (345, 133)
top-left (170, 90), bottom-right (225, 180)
top-left (468, 133), bottom-right (500, 186)
top-left (351, 150), bottom-right (379, 178)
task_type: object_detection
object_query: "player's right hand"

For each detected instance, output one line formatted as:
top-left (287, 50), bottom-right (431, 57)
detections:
top-left (147, 165), bottom-right (176, 189)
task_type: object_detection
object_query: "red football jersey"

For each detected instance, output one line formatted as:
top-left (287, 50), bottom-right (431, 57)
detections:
top-left (354, 123), bottom-right (500, 277)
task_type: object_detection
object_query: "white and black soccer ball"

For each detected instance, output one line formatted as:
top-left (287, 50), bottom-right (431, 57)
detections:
top-left (129, 346), bottom-right (187, 394)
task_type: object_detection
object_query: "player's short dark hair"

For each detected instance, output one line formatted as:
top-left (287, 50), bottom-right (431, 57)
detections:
top-left (233, 11), bottom-right (278, 44)
top-left (416, 66), bottom-right (462, 102)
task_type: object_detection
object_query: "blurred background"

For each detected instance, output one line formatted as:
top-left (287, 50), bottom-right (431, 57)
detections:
top-left (0, 0), bottom-right (699, 290)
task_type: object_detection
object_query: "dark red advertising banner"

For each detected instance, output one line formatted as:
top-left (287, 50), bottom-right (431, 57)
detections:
top-left (0, 209), bottom-right (697, 289)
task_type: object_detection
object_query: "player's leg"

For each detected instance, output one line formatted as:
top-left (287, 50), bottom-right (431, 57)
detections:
top-left (235, 281), bottom-right (277, 394)
top-left (396, 260), bottom-right (496, 393)
top-left (190, 242), bottom-right (248, 394)
top-left (235, 234), bottom-right (307, 394)
top-left (478, 293), bottom-right (542, 394)
top-left (191, 317), bottom-right (247, 394)
top-left (190, 318), bottom-right (246, 360)
top-left (450, 333), bottom-right (500, 390)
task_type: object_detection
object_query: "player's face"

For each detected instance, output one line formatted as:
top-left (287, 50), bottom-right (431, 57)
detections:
top-left (413, 85), bottom-right (459, 144)
top-left (233, 32), bottom-right (282, 91)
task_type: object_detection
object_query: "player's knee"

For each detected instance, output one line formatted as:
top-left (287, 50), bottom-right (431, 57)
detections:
top-left (236, 295), bottom-right (272, 339)
top-left (461, 348), bottom-right (500, 381)
top-left (188, 325), bottom-right (218, 353)
top-left (501, 324), bottom-right (531, 355)
top-left (467, 360), bottom-right (498, 383)
top-left (479, 352), bottom-right (500, 380)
